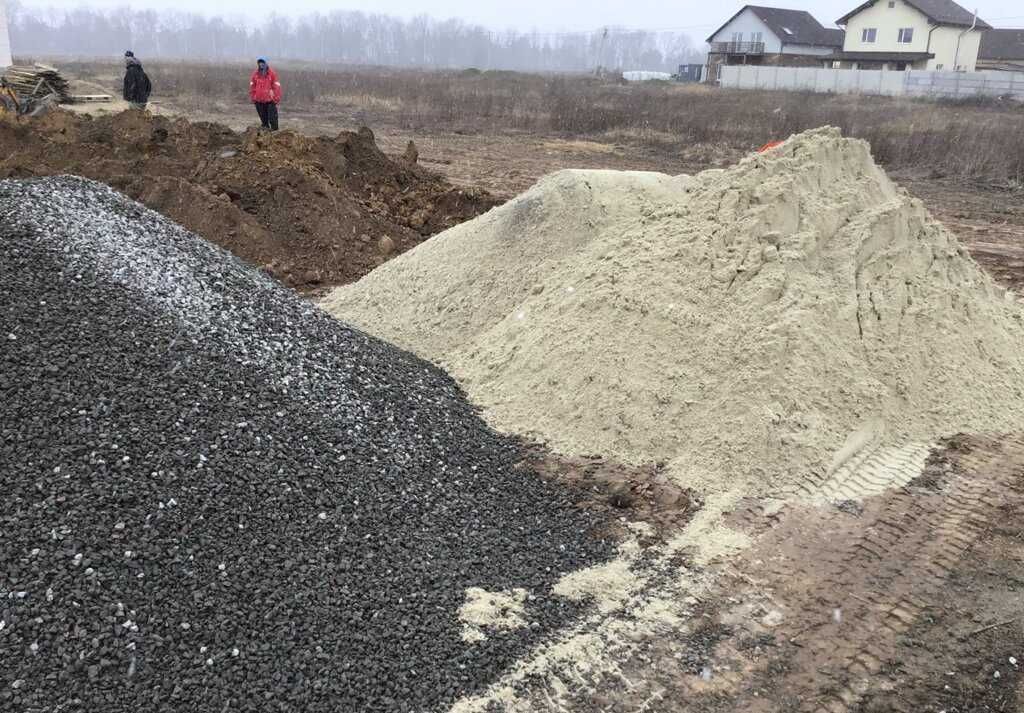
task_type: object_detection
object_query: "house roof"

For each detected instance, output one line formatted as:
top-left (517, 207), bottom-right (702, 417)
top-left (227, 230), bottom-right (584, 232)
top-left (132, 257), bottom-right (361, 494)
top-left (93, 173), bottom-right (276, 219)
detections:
top-left (979, 29), bottom-right (1024, 60)
top-left (706, 5), bottom-right (845, 47)
top-left (837, 0), bottom-right (991, 29)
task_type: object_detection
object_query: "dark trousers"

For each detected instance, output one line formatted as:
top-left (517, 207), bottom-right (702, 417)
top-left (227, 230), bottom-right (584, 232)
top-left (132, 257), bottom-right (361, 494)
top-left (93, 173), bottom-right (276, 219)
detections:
top-left (254, 102), bottom-right (279, 131)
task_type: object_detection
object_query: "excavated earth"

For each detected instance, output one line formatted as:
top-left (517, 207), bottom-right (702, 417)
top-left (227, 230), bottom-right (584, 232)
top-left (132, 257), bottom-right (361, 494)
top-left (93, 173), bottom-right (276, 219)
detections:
top-left (0, 110), bottom-right (498, 291)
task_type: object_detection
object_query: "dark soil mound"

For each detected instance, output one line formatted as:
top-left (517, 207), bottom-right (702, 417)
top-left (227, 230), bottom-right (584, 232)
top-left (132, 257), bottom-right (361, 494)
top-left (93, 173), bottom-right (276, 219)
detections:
top-left (0, 111), bottom-right (499, 291)
top-left (0, 176), bottom-right (609, 712)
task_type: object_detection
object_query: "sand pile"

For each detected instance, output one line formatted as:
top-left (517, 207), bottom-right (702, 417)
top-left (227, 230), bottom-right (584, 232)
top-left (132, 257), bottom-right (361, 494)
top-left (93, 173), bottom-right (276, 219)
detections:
top-left (324, 127), bottom-right (1024, 496)
top-left (0, 110), bottom-right (497, 290)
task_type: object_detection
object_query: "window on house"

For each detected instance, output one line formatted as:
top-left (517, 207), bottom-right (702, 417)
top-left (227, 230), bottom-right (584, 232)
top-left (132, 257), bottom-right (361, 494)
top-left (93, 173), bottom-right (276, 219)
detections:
top-left (861, 28), bottom-right (877, 43)
top-left (752, 32), bottom-right (763, 44)
top-left (888, 0), bottom-right (896, 7)
top-left (935, 63), bottom-right (944, 69)
top-left (782, 27), bottom-right (794, 35)
top-left (897, 27), bottom-right (914, 43)
top-left (732, 31), bottom-right (743, 42)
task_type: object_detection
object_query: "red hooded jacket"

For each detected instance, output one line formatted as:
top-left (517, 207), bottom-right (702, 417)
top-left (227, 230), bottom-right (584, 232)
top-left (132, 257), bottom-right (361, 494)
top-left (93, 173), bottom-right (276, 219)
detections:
top-left (250, 67), bottom-right (282, 104)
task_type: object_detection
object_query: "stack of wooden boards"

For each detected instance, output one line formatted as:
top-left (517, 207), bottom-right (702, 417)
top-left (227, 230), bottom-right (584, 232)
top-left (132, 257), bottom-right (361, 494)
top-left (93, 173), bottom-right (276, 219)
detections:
top-left (2, 64), bottom-right (72, 102)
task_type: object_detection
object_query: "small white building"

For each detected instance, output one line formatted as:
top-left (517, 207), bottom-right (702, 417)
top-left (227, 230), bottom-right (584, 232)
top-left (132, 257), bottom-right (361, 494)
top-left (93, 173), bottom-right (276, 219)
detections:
top-left (833, 0), bottom-right (989, 71)
top-left (0, 0), bottom-right (13, 69)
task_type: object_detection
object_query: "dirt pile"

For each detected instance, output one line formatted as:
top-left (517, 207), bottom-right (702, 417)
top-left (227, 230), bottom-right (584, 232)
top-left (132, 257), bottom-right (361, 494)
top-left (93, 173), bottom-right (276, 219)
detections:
top-left (0, 109), bottom-right (498, 290)
top-left (325, 127), bottom-right (1024, 497)
top-left (0, 176), bottom-right (610, 711)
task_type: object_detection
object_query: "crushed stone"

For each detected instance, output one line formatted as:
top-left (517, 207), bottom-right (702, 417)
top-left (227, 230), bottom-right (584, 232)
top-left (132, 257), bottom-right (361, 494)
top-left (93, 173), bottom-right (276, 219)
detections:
top-left (0, 176), bottom-right (613, 712)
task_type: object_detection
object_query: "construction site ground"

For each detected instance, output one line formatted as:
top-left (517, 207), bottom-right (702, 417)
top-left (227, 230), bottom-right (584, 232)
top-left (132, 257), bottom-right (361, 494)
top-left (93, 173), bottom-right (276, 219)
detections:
top-left (528, 434), bottom-right (1024, 713)
top-left (262, 110), bottom-right (1024, 711)
top-left (48, 65), bottom-right (1024, 297)
top-left (6, 80), bottom-right (1024, 711)
top-left (153, 98), bottom-right (1024, 298)
top-left (0, 108), bottom-right (499, 293)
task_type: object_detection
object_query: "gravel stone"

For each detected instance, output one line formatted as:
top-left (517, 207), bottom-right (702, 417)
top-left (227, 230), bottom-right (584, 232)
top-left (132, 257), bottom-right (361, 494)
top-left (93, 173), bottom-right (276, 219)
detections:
top-left (0, 177), bottom-right (613, 712)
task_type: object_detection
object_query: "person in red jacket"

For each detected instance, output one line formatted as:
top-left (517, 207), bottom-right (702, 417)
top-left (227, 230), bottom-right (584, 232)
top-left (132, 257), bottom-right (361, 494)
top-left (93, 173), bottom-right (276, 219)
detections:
top-left (249, 58), bottom-right (282, 131)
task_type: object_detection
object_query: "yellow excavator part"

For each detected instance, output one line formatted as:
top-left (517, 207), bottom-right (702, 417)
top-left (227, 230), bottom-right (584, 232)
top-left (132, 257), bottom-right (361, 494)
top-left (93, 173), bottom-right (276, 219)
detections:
top-left (0, 83), bottom-right (21, 114)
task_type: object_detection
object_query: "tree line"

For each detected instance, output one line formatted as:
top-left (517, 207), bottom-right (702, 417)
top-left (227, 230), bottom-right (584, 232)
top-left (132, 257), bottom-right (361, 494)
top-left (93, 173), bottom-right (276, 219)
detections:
top-left (7, 2), bottom-right (704, 73)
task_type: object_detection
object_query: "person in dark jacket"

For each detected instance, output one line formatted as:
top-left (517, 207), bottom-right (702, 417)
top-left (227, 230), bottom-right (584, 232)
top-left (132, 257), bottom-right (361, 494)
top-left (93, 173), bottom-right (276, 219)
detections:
top-left (249, 58), bottom-right (282, 131)
top-left (122, 51), bottom-right (152, 110)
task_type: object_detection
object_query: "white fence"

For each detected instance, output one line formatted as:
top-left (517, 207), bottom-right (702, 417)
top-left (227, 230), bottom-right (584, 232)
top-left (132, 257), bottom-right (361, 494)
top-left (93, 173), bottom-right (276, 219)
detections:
top-left (719, 65), bottom-right (1024, 100)
top-left (903, 71), bottom-right (1024, 98)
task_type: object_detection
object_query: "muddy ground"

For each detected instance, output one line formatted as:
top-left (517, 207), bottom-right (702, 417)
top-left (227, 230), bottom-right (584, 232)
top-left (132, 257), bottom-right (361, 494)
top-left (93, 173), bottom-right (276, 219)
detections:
top-left (520, 444), bottom-right (703, 539)
top-left (503, 434), bottom-right (1024, 713)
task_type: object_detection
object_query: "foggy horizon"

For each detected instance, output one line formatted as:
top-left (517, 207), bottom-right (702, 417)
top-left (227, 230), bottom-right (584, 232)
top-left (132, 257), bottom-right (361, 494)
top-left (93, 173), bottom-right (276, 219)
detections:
top-left (6, 0), bottom-right (1023, 74)
top-left (10, 0), bottom-right (1024, 35)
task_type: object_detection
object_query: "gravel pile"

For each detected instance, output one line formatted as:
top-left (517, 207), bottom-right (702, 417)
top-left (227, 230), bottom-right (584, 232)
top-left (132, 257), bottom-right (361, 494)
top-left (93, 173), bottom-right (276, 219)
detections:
top-left (0, 176), bottom-right (613, 712)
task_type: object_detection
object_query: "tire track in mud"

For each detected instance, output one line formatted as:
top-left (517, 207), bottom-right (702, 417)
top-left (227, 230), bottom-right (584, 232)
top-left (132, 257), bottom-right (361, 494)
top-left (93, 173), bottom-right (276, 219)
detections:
top-left (814, 441), bottom-right (932, 505)
top-left (719, 433), bottom-right (1024, 713)
top-left (545, 434), bottom-right (1024, 713)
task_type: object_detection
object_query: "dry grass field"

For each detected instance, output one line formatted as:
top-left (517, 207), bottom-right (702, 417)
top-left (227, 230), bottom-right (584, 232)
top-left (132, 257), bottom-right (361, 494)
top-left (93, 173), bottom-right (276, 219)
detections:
top-left (58, 59), bottom-right (1024, 183)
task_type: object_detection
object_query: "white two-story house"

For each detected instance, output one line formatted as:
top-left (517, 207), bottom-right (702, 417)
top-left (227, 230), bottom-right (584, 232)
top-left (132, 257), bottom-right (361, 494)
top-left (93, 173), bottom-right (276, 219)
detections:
top-left (833, 0), bottom-right (990, 71)
top-left (705, 5), bottom-right (844, 82)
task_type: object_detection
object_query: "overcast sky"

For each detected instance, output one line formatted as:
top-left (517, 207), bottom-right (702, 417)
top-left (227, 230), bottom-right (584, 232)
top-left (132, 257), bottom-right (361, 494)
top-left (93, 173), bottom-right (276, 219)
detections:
top-left (18, 0), bottom-right (1024, 35)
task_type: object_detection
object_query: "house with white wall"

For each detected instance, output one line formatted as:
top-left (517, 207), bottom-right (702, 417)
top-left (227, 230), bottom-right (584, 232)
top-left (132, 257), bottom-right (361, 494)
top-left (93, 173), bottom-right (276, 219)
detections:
top-left (833, 0), bottom-right (989, 71)
top-left (705, 5), bottom-right (844, 82)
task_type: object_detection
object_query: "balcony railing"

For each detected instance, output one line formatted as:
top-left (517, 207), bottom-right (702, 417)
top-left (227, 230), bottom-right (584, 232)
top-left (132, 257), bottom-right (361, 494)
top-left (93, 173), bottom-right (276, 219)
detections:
top-left (709, 41), bottom-right (765, 55)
